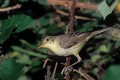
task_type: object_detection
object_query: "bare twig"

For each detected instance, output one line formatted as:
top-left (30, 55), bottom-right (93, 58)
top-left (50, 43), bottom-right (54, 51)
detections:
top-left (73, 68), bottom-right (95, 80)
top-left (0, 4), bottom-right (21, 12)
top-left (47, 0), bottom-right (98, 10)
top-left (65, 57), bottom-right (71, 80)
top-left (51, 62), bottom-right (58, 80)
top-left (56, 9), bottom-right (97, 21)
top-left (69, 0), bottom-right (76, 33)
top-left (45, 66), bottom-right (52, 80)
top-left (43, 59), bottom-right (52, 68)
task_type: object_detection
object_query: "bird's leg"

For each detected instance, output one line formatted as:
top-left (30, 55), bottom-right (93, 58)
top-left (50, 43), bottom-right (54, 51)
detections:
top-left (61, 55), bottom-right (82, 74)
top-left (66, 54), bottom-right (82, 70)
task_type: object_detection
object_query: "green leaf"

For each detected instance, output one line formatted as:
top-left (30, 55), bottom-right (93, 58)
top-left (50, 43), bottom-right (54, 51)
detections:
top-left (39, 17), bottom-right (49, 27)
top-left (47, 24), bottom-right (64, 34)
top-left (106, 0), bottom-right (113, 3)
top-left (115, 40), bottom-right (120, 48)
top-left (98, 0), bottom-right (119, 19)
top-left (102, 65), bottom-right (120, 80)
top-left (0, 27), bottom-right (12, 43)
top-left (33, 0), bottom-right (47, 5)
top-left (15, 15), bottom-right (36, 33)
top-left (106, 0), bottom-right (115, 6)
top-left (16, 54), bottom-right (32, 65)
top-left (18, 0), bottom-right (28, 2)
top-left (77, 22), bottom-right (96, 32)
top-left (0, 58), bottom-right (25, 80)
top-left (99, 45), bottom-right (109, 53)
top-left (1, 0), bottom-right (10, 7)
top-left (0, 14), bottom-right (35, 43)
top-left (12, 46), bottom-right (47, 58)
top-left (91, 54), bottom-right (101, 63)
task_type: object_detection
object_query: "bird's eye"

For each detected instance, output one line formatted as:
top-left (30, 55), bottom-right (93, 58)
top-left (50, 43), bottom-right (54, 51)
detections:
top-left (46, 38), bottom-right (49, 41)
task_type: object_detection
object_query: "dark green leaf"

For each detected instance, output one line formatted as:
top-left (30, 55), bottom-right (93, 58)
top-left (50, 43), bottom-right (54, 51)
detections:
top-left (1, 0), bottom-right (10, 7)
top-left (33, 0), bottom-right (47, 5)
top-left (77, 22), bottom-right (95, 32)
top-left (102, 65), bottom-right (120, 80)
top-left (0, 58), bottom-right (25, 80)
top-left (47, 24), bottom-right (64, 34)
top-left (12, 46), bottom-right (47, 58)
top-left (106, 0), bottom-right (115, 6)
top-left (0, 0), bottom-right (4, 4)
top-left (39, 17), bottom-right (49, 27)
top-left (18, 0), bottom-right (28, 2)
top-left (15, 15), bottom-right (36, 33)
top-left (0, 14), bottom-right (35, 43)
top-left (0, 27), bottom-right (12, 43)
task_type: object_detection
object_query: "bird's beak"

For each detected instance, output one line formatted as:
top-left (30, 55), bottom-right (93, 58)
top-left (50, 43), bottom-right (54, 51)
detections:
top-left (38, 43), bottom-right (46, 48)
top-left (38, 45), bottom-right (44, 48)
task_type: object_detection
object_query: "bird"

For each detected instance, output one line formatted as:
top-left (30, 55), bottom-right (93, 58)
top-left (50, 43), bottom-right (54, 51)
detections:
top-left (38, 27), bottom-right (111, 72)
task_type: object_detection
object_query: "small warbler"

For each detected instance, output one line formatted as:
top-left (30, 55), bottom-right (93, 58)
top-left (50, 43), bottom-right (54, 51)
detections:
top-left (39, 27), bottom-right (111, 70)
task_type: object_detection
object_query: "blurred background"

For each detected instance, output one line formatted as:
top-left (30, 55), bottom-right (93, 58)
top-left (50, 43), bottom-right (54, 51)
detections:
top-left (0, 0), bottom-right (120, 80)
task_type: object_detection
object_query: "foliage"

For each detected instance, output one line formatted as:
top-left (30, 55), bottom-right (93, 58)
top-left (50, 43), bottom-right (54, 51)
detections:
top-left (0, 14), bottom-right (36, 43)
top-left (102, 65), bottom-right (120, 80)
top-left (0, 57), bottom-right (25, 80)
top-left (0, 0), bottom-right (120, 80)
top-left (98, 0), bottom-right (119, 19)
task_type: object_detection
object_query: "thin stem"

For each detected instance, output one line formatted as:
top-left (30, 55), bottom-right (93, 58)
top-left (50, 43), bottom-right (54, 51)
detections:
top-left (51, 62), bottom-right (58, 80)
top-left (47, 0), bottom-right (98, 10)
top-left (65, 57), bottom-right (71, 80)
top-left (0, 4), bottom-right (21, 12)
top-left (69, 0), bottom-right (76, 33)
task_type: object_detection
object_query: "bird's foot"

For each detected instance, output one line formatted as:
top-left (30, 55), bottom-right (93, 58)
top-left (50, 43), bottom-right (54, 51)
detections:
top-left (65, 66), bottom-right (73, 73)
top-left (61, 66), bottom-right (73, 74)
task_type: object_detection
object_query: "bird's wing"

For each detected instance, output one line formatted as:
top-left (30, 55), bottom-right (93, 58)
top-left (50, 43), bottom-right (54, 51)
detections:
top-left (58, 32), bottom-right (90, 49)
top-left (59, 27), bottom-right (111, 49)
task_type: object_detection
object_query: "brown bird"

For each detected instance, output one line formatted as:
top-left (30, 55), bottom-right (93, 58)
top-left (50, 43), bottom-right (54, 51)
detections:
top-left (39, 27), bottom-right (111, 72)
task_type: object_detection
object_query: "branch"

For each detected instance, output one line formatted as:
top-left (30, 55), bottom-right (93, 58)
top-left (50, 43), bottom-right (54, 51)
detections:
top-left (0, 4), bottom-right (21, 12)
top-left (56, 9), bottom-right (97, 21)
top-left (65, 57), bottom-right (71, 80)
top-left (43, 59), bottom-right (50, 68)
top-left (74, 68), bottom-right (95, 80)
top-left (47, 0), bottom-right (98, 10)
top-left (69, 0), bottom-right (76, 33)
top-left (45, 66), bottom-right (52, 80)
top-left (51, 62), bottom-right (58, 80)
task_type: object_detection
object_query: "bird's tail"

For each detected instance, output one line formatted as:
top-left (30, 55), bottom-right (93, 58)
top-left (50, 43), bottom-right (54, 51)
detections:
top-left (85, 27), bottom-right (111, 40)
top-left (89, 27), bottom-right (112, 37)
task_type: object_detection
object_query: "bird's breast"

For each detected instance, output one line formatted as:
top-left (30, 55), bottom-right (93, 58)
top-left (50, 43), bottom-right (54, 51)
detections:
top-left (48, 43), bottom-right (71, 56)
top-left (47, 40), bottom-right (82, 56)
top-left (51, 47), bottom-right (70, 56)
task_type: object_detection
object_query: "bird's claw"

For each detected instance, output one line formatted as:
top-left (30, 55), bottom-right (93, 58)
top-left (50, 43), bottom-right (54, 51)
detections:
top-left (65, 67), bottom-right (73, 73)
top-left (61, 66), bottom-right (73, 74)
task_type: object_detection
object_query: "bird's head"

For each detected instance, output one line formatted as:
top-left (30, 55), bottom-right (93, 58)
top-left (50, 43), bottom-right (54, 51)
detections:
top-left (38, 36), bottom-right (57, 49)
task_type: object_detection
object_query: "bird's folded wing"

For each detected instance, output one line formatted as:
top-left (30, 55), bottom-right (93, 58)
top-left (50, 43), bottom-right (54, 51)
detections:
top-left (58, 33), bottom-right (90, 49)
top-left (59, 27), bottom-right (111, 49)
